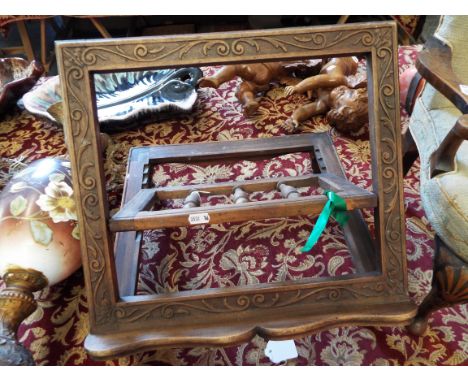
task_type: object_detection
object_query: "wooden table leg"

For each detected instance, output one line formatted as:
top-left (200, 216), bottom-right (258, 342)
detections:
top-left (16, 20), bottom-right (35, 62)
top-left (89, 17), bottom-right (111, 39)
top-left (408, 235), bottom-right (468, 335)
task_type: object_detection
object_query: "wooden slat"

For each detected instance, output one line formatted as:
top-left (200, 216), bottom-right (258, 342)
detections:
top-left (109, 191), bottom-right (376, 232)
top-left (110, 170), bottom-right (376, 233)
top-left (343, 211), bottom-right (380, 273)
top-left (113, 148), bottom-right (150, 297)
top-left (319, 173), bottom-right (373, 196)
top-left (135, 133), bottom-right (326, 164)
top-left (317, 176), bottom-right (379, 273)
top-left (112, 189), bottom-right (158, 220)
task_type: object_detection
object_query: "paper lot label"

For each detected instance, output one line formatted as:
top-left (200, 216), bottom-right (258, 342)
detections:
top-left (188, 213), bottom-right (210, 225)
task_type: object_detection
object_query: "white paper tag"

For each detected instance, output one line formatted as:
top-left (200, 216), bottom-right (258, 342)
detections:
top-left (265, 340), bottom-right (298, 364)
top-left (188, 213), bottom-right (210, 225)
top-left (460, 84), bottom-right (468, 96)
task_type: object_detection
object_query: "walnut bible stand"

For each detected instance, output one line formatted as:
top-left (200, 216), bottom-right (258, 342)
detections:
top-left (56, 22), bottom-right (416, 360)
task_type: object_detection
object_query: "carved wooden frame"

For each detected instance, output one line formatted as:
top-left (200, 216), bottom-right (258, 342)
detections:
top-left (56, 21), bottom-right (416, 360)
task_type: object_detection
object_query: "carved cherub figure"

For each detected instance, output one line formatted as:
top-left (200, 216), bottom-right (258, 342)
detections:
top-left (198, 61), bottom-right (322, 116)
top-left (285, 57), bottom-right (368, 134)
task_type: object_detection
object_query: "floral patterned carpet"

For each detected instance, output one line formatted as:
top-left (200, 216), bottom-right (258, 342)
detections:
top-left (0, 45), bottom-right (467, 365)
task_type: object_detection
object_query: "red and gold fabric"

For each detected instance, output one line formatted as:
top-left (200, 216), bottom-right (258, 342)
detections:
top-left (0, 45), bottom-right (467, 365)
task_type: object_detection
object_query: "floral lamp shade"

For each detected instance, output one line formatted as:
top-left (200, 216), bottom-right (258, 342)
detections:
top-left (0, 157), bottom-right (81, 365)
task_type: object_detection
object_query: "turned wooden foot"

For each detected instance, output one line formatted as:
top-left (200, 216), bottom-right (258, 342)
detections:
top-left (0, 268), bottom-right (47, 365)
top-left (408, 235), bottom-right (468, 335)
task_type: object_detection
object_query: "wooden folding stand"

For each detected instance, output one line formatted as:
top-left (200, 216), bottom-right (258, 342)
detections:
top-left (56, 21), bottom-right (416, 360)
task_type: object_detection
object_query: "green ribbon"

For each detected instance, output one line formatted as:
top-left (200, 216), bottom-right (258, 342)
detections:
top-left (301, 190), bottom-right (349, 253)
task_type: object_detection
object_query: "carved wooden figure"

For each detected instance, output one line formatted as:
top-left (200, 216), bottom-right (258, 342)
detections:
top-left (285, 57), bottom-right (368, 134)
top-left (198, 61), bottom-right (322, 116)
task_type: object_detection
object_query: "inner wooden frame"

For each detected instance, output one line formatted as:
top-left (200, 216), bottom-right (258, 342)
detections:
top-left (113, 132), bottom-right (379, 297)
top-left (56, 21), bottom-right (416, 360)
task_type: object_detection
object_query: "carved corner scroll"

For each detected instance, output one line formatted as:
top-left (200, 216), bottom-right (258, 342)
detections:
top-left (56, 22), bottom-right (408, 334)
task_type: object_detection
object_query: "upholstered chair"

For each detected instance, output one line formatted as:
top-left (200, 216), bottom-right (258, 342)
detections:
top-left (405, 15), bottom-right (468, 335)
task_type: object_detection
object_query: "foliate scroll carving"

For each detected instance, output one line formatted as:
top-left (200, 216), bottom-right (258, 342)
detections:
top-left (372, 29), bottom-right (407, 294)
top-left (62, 50), bottom-right (116, 327)
top-left (63, 29), bottom-right (379, 70)
top-left (114, 283), bottom-right (390, 322)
